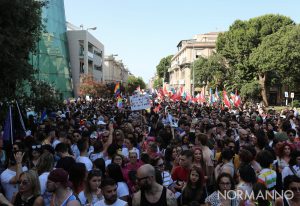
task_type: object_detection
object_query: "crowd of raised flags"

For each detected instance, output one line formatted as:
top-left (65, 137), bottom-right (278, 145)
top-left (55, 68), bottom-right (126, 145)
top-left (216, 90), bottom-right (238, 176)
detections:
top-left (150, 85), bottom-right (242, 108)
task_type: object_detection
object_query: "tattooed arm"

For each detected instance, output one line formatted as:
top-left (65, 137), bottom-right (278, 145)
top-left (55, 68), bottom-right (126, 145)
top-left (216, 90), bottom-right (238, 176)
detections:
top-left (166, 188), bottom-right (177, 206)
top-left (132, 191), bottom-right (141, 206)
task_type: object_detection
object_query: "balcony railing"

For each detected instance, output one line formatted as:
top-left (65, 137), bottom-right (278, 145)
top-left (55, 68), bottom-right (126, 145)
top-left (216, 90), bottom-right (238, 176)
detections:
top-left (87, 51), bottom-right (94, 59)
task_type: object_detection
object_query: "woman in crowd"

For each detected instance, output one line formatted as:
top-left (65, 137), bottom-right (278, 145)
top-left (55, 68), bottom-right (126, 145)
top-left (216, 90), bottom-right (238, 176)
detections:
top-left (180, 165), bottom-right (205, 206)
top-left (205, 172), bottom-right (239, 206)
top-left (14, 170), bottom-right (43, 206)
top-left (282, 150), bottom-right (300, 182)
top-left (78, 169), bottom-right (103, 205)
top-left (36, 153), bottom-right (54, 206)
top-left (28, 144), bottom-right (42, 169)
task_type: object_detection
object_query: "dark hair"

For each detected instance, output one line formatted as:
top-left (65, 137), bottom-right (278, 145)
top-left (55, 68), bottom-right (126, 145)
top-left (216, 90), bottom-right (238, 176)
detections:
top-left (252, 183), bottom-right (270, 206)
top-left (69, 163), bottom-right (86, 193)
top-left (256, 150), bottom-right (274, 168)
top-left (93, 158), bottom-right (106, 179)
top-left (93, 141), bottom-right (103, 153)
top-left (283, 175), bottom-right (300, 190)
top-left (220, 148), bottom-right (234, 161)
top-left (55, 143), bottom-right (68, 153)
top-left (182, 166), bottom-right (204, 203)
top-left (238, 164), bottom-right (256, 184)
top-left (216, 173), bottom-right (235, 191)
top-left (112, 154), bottom-right (124, 167)
top-left (238, 149), bottom-right (253, 164)
top-left (106, 163), bottom-right (125, 182)
top-left (101, 177), bottom-right (116, 188)
top-left (289, 150), bottom-right (300, 166)
top-left (107, 144), bottom-right (118, 157)
top-left (77, 137), bottom-right (88, 152)
top-left (180, 150), bottom-right (193, 159)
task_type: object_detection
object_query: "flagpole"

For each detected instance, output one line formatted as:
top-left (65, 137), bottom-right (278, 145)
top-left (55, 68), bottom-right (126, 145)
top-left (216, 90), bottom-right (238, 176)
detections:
top-left (9, 106), bottom-right (13, 145)
top-left (16, 101), bottom-right (26, 132)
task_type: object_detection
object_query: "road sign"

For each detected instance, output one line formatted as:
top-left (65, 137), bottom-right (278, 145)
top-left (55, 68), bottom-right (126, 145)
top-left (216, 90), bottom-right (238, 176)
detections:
top-left (285, 92), bottom-right (289, 98)
top-left (291, 92), bottom-right (295, 98)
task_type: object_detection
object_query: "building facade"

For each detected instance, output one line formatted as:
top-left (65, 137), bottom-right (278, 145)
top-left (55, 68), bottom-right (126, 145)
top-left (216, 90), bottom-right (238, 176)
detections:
top-left (169, 32), bottom-right (219, 95)
top-left (103, 55), bottom-right (129, 85)
top-left (67, 23), bottom-right (104, 97)
top-left (31, 0), bottom-right (73, 98)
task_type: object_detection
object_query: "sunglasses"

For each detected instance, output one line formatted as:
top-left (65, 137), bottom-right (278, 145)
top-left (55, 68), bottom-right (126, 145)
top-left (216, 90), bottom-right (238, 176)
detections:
top-left (32, 145), bottom-right (42, 150)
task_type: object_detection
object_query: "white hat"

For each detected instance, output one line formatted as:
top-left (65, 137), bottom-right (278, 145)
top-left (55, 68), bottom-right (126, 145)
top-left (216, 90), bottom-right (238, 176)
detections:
top-left (97, 120), bottom-right (107, 125)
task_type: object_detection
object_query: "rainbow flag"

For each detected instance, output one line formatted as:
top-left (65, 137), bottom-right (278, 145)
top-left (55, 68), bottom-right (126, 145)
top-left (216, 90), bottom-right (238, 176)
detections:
top-left (117, 97), bottom-right (123, 108)
top-left (114, 82), bottom-right (120, 96)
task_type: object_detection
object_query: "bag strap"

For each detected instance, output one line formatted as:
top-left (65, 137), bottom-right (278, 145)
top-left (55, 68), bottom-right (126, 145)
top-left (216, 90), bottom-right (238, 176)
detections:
top-left (289, 166), bottom-right (299, 177)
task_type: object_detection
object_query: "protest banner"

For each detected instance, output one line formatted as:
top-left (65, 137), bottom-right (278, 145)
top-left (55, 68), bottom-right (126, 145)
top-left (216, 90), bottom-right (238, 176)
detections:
top-left (129, 94), bottom-right (151, 111)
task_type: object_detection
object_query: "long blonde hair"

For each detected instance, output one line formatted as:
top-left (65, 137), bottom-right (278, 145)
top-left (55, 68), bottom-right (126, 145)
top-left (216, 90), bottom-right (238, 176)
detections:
top-left (19, 170), bottom-right (41, 197)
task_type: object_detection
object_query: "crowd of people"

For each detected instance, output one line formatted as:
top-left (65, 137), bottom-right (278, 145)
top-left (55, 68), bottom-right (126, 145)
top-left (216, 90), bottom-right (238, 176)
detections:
top-left (0, 97), bottom-right (299, 206)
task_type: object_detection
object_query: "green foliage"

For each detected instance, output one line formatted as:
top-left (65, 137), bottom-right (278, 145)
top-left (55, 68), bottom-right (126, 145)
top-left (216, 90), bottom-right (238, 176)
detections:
top-left (217, 14), bottom-right (295, 83)
top-left (0, 0), bottom-right (46, 101)
top-left (240, 81), bottom-right (261, 101)
top-left (193, 53), bottom-right (226, 88)
top-left (156, 55), bottom-right (173, 82)
top-left (216, 14), bottom-right (295, 105)
top-left (293, 100), bottom-right (300, 108)
top-left (153, 78), bottom-right (163, 89)
top-left (250, 25), bottom-right (300, 89)
top-left (126, 76), bottom-right (146, 94)
top-left (24, 80), bottom-right (62, 112)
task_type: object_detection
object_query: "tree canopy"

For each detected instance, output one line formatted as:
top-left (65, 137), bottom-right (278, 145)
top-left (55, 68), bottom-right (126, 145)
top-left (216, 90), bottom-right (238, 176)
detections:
top-left (126, 76), bottom-right (146, 94)
top-left (0, 0), bottom-right (46, 101)
top-left (216, 14), bottom-right (296, 106)
top-left (156, 55), bottom-right (173, 82)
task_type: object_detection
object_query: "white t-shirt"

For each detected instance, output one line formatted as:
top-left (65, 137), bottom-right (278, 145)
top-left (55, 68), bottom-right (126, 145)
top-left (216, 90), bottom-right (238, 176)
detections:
top-left (39, 172), bottom-right (52, 206)
top-left (105, 159), bottom-right (112, 167)
top-left (117, 182), bottom-right (129, 198)
top-left (95, 198), bottom-right (127, 206)
top-left (78, 191), bottom-right (103, 205)
top-left (121, 147), bottom-right (140, 159)
top-left (0, 167), bottom-right (28, 201)
top-left (52, 139), bottom-right (61, 149)
top-left (89, 152), bottom-right (104, 162)
top-left (76, 156), bottom-right (93, 171)
top-left (71, 144), bottom-right (80, 159)
top-left (282, 165), bottom-right (300, 182)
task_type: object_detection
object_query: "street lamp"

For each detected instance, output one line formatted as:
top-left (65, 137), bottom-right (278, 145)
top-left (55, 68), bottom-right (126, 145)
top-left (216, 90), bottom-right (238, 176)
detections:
top-left (80, 24), bottom-right (97, 31)
top-left (87, 27), bottom-right (97, 31)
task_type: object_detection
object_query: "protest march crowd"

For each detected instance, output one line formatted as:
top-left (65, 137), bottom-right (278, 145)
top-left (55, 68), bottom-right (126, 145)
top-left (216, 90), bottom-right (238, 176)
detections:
top-left (0, 91), bottom-right (300, 206)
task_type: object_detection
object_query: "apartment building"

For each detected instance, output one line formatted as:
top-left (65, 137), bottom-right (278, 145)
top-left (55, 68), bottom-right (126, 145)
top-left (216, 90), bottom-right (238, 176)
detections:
top-left (169, 32), bottom-right (219, 95)
top-left (67, 22), bottom-right (104, 97)
top-left (103, 55), bottom-right (129, 85)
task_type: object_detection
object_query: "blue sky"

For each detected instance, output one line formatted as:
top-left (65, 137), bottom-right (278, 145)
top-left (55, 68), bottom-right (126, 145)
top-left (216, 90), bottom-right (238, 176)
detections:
top-left (64, 0), bottom-right (300, 83)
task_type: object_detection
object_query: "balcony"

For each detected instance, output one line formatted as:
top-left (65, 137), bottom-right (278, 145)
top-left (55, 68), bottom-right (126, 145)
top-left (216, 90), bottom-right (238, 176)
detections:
top-left (87, 51), bottom-right (94, 59)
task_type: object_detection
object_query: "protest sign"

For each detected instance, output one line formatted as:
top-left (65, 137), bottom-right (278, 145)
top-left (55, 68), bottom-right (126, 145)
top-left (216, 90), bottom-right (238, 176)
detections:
top-left (129, 94), bottom-right (151, 111)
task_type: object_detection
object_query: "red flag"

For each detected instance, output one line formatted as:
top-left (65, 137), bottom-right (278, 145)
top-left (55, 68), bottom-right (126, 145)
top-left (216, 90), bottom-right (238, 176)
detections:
top-left (163, 85), bottom-right (168, 96)
top-left (234, 90), bottom-right (241, 107)
top-left (223, 90), bottom-right (231, 108)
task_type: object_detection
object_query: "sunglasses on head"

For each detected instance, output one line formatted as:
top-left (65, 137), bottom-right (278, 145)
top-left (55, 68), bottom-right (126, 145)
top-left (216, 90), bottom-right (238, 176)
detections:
top-left (32, 145), bottom-right (41, 150)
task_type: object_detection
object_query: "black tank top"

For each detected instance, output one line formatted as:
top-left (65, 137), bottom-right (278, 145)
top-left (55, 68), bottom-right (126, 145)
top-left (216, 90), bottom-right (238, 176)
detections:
top-left (140, 186), bottom-right (168, 206)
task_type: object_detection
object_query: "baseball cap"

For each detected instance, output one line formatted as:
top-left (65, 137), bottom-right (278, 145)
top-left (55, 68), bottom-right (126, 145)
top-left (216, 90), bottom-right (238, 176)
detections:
top-left (48, 168), bottom-right (71, 187)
